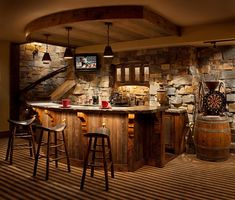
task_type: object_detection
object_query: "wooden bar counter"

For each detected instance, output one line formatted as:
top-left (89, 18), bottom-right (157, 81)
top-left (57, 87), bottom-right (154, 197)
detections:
top-left (29, 102), bottom-right (167, 171)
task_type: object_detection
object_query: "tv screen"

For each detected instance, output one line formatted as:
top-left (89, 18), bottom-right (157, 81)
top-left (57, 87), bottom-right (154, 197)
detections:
top-left (74, 54), bottom-right (98, 70)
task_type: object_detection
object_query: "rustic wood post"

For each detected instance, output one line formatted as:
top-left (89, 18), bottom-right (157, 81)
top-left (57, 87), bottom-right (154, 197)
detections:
top-left (128, 113), bottom-right (135, 171)
top-left (77, 112), bottom-right (88, 134)
top-left (155, 111), bottom-right (165, 167)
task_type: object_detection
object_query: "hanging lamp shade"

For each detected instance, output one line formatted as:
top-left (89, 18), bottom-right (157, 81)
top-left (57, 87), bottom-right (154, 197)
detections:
top-left (42, 34), bottom-right (51, 64)
top-left (64, 47), bottom-right (73, 59)
top-left (103, 22), bottom-right (114, 58)
top-left (42, 52), bottom-right (51, 64)
top-left (103, 45), bottom-right (114, 58)
top-left (64, 27), bottom-right (73, 59)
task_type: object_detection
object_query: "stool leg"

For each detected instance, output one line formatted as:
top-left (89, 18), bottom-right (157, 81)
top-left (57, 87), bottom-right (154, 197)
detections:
top-left (27, 126), bottom-right (33, 157)
top-left (33, 130), bottom-right (43, 177)
top-left (91, 137), bottom-right (97, 177)
top-left (46, 131), bottom-right (50, 180)
top-left (107, 137), bottom-right (114, 178)
top-left (29, 125), bottom-right (36, 158)
top-left (62, 130), bottom-right (70, 172)
top-left (9, 126), bottom-right (17, 165)
top-left (80, 136), bottom-right (92, 190)
top-left (54, 131), bottom-right (58, 168)
top-left (5, 126), bottom-right (15, 162)
top-left (102, 137), bottom-right (109, 191)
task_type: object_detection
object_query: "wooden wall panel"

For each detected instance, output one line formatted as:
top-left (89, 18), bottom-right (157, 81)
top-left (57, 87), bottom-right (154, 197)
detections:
top-left (34, 108), bottom-right (130, 170)
top-left (33, 107), bottom-right (165, 171)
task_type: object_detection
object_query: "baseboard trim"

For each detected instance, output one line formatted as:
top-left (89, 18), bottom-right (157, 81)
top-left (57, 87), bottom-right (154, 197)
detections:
top-left (0, 131), bottom-right (9, 138)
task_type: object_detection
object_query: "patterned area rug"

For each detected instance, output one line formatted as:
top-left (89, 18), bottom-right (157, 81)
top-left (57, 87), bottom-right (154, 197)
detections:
top-left (0, 138), bottom-right (235, 200)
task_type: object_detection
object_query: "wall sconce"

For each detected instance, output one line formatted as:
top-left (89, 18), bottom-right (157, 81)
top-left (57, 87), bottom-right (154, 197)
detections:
top-left (32, 47), bottom-right (38, 59)
top-left (32, 42), bottom-right (42, 59)
top-left (64, 27), bottom-right (73, 59)
top-left (103, 22), bottom-right (114, 58)
top-left (42, 34), bottom-right (51, 64)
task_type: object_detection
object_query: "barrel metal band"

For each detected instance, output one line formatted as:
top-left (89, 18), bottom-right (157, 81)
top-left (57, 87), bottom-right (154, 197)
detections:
top-left (195, 127), bottom-right (231, 133)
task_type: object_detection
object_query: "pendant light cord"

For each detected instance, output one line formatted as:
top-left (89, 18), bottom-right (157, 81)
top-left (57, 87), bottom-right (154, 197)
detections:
top-left (65, 27), bottom-right (72, 48)
top-left (46, 35), bottom-right (49, 52)
top-left (105, 22), bottom-right (112, 46)
top-left (44, 33), bottom-right (50, 52)
top-left (107, 23), bottom-right (110, 46)
top-left (67, 28), bottom-right (70, 47)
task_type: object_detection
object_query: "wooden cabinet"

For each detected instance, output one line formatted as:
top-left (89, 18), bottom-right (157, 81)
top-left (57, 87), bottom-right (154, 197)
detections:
top-left (115, 63), bottom-right (149, 86)
top-left (162, 109), bottom-right (188, 158)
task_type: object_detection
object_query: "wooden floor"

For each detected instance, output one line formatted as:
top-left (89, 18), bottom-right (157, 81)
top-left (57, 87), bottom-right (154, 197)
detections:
top-left (0, 137), bottom-right (235, 200)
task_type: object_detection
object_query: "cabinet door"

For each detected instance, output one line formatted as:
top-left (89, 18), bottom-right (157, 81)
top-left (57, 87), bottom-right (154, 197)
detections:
top-left (174, 113), bottom-right (188, 154)
top-left (115, 64), bottom-right (149, 86)
top-left (162, 112), bottom-right (188, 155)
top-left (162, 114), bottom-right (175, 153)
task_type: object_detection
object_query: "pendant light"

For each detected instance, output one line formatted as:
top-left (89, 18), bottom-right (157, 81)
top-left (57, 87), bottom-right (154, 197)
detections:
top-left (42, 34), bottom-right (51, 64)
top-left (64, 27), bottom-right (73, 59)
top-left (103, 22), bottom-right (114, 58)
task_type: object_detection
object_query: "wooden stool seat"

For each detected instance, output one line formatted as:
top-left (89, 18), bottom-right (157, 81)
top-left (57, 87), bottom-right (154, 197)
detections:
top-left (33, 122), bottom-right (71, 180)
top-left (5, 115), bottom-right (36, 165)
top-left (80, 129), bottom-right (114, 191)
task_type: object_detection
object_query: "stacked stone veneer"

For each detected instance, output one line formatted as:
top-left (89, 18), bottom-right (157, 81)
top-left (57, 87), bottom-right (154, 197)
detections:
top-left (197, 46), bottom-right (235, 128)
top-left (19, 43), bottom-right (112, 104)
top-left (112, 47), bottom-right (197, 122)
top-left (19, 43), bottom-right (67, 100)
top-left (19, 43), bottom-right (235, 129)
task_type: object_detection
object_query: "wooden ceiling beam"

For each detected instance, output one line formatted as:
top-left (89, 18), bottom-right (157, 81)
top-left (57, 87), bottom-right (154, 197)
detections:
top-left (25, 5), bottom-right (180, 40)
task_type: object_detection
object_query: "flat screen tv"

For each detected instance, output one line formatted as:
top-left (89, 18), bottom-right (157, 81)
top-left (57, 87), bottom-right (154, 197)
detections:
top-left (74, 54), bottom-right (99, 71)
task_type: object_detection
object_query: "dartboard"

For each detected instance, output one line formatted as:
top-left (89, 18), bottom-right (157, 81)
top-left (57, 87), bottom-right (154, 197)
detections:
top-left (203, 91), bottom-right (226, 115)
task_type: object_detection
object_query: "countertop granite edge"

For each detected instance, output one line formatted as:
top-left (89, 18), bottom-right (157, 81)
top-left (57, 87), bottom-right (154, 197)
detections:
top-left (28, 102), bottom-right (186, 114)
top-left (28, 102), bottom-right (166, 114)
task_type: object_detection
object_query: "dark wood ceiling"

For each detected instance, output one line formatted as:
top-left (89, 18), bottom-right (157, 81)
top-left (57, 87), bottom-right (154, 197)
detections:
top-left (25, 5), bottom-right (180, 47)
top-left (1, 1), bottom-right (235, 50)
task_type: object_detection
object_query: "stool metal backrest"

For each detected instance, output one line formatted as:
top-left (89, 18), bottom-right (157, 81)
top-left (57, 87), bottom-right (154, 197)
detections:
top-left (33, 122), bottom-right (71, 180)
top-left (5, 115), bottom-right (36, 165)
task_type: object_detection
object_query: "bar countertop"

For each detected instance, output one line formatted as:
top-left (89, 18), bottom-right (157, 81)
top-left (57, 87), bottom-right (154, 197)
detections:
top-left (28, 101), bottom-right (167, 114)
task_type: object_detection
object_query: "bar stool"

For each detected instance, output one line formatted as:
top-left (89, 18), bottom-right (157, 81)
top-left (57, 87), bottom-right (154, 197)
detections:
top-left (80, 126), bottom-right (114, 191)
top-left (33, 122), bottom-right (71, 180)
top-left (5, 115), bottom-right (36, 165)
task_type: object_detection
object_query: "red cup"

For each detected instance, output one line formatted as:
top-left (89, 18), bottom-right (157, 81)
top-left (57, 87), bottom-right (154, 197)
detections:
top-left (102, 101), bottom-right (108, 108)
top-left (62, 99), bottom-right (70, 107)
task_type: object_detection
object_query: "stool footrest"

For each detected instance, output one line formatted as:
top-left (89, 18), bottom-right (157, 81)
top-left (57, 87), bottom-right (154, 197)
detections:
top-left (88, 162), bottom-right (104, 167)
top-left (95, 144), bottom-right (108, 147)
top-left (87, 161), bottom-right (113, 169)
top-left (15, 134), bottom-right (32, 138)
top-left (50, 143), bottom-right (65, 148)
top-left (50, 156), bottom-right (67, 162)
top-left (95, 155), bottom-right (110, 159)
top-left (90, 149), bottom-right (103, 152)
top-left (14, 144), bottom-right (33, 149)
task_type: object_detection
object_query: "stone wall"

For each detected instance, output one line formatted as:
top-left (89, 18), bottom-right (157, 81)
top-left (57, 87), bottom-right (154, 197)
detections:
top-left (111, 46), bottom-right (235, 125)
top-left (19, 43), bottom-right (67, 100)
top-left (113, 47), bottom-right (196, 121)
top-left (19, 43), bottom-right (112, 104)
top-left (197, 46), bottom-right (235, 127)
top-left (19, 43), bottom-right (235, 126)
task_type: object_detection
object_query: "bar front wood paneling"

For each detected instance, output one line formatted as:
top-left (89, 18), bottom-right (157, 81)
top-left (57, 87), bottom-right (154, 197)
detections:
top-left (31, 103), bottom-right (166, 171)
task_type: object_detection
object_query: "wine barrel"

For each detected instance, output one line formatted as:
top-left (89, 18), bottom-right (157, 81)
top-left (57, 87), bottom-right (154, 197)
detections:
top-left (194, 115), bottom-right (231, 161)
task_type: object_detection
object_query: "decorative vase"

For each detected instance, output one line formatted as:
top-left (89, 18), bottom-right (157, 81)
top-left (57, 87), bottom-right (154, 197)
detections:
top-left (157, 84), bottom-right (168, 106)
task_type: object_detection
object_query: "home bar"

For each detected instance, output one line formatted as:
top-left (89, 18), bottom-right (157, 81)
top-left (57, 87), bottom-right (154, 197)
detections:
top-left (30, 103), bottom-right (166, 171)
top-left (1, 1), bottom-right (235, 199)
